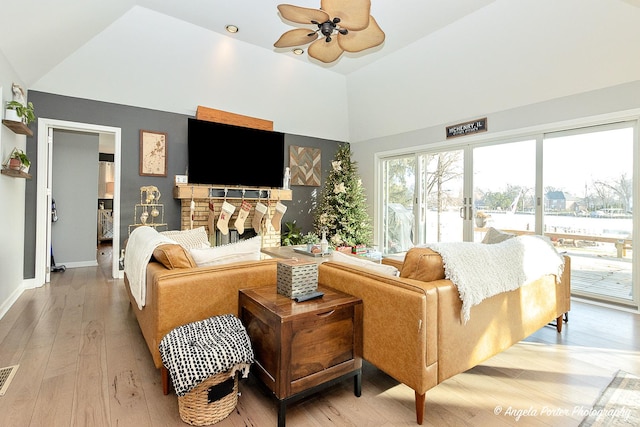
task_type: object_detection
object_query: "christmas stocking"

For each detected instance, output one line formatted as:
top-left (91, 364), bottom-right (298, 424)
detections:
top-left (217, 201), bottom-right (236, 235)
top-left (271, 201), bottom-right (287, 232)
top-left (252, 202), bottom-right (268, 233)
top-left (234, 200), bottom-right (252, 234)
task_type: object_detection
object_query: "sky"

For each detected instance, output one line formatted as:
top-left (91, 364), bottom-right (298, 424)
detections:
top-left (473, 126), bottom-right (634, 196)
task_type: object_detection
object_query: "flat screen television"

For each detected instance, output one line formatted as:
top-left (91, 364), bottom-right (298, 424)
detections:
top-left (187, 118), bottom-right (285, 188)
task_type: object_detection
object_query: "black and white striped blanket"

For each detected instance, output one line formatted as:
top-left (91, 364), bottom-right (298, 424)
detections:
top-left (159, 314), bottom-right (254, 397)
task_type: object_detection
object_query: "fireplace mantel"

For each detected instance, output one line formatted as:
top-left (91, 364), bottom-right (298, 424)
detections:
top-left (173, 185), bottom-right (291, 201)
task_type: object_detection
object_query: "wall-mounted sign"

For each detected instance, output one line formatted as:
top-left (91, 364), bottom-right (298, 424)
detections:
top-left (446, 117), bottom-right (488, 139)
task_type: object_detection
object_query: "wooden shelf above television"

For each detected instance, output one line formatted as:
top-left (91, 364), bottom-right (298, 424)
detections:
top-left (1, 168), bottom-right (32, 179)
top-left (196, 106), bottom-right (273, 131)
top-left (2, 120), bottom-right (33, 136)
top-left (174, 184), bottom-right (291, 201)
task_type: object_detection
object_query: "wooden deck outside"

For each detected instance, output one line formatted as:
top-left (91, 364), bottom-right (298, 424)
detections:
top-left (564, 250), bottom-right (633, 302)
top-left (494, 228), bottom-right (635, 303)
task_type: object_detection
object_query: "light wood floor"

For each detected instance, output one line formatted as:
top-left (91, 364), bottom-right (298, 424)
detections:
top-left (1, 256), bottom-right (639, 426)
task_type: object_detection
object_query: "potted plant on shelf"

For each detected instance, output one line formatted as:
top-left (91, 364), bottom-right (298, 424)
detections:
top-left (5, 100), bottom-right (36, 124)
top-left (7, 148), bottom-right (31, 172)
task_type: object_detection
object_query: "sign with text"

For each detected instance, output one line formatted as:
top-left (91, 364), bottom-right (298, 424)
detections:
top-left (446, 118), bottom-right (488, 139)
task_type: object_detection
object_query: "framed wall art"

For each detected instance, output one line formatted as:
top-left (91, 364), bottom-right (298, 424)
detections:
top-left (139, 130), bottom-right (167, 177)
top-left (289, 145), bottom-right (321, 186)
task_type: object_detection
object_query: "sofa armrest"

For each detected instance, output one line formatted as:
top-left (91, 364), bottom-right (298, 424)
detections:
top-left (381, 256), bottom-right (404, 270)
top-left (131, 258), bottom-right (279, 368)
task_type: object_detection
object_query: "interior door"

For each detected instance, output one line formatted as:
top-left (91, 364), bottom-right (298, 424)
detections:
top-left (45, 127), bottom-right (53, 283)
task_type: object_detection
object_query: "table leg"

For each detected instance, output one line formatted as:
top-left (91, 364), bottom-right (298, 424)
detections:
top-left (354, 370), bottom-right (362, 397)
top-left (278, 400), bottom-right (286, 427)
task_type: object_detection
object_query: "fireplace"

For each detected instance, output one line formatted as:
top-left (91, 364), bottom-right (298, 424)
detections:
top-left (174, 185), bottom-right (291, 248)
top-left (214, 228), bottom-right (258, 246)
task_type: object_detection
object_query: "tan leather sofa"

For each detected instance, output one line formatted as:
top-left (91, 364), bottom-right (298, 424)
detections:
top-left (318, 247), bottom-right (571, 425)
top-left (124, 243), bottom-right (279, 394)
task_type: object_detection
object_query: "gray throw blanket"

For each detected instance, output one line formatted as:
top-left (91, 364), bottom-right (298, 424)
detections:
top-left (159, 314), bottom-right (254, 397)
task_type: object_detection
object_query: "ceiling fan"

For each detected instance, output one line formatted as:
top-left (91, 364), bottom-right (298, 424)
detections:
top-left (274, 0), bottom-right (385, 64)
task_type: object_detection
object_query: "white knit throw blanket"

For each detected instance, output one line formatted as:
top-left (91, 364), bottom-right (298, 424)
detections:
top-left (425, 235), bottom-right (565, 323)
top-left (124, 226), bottom-right (174, 309)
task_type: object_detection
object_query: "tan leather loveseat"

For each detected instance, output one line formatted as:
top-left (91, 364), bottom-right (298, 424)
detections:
top-left (124, 242), bottom-right (279, 394)
top-left (318, 247), bottom-right (571, 425)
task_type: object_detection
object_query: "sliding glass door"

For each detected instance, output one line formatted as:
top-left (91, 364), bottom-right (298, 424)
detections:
top-left (378, 120), bottom-right (637, 308)
top-left (472, 140), bottom-right (536, 242)
top-left (381, 155), bottom-right (416, 254)
top-left (543, 123), bottom-right (634, 304)
top-left (417, 150), bottom-right (465, 243)
top-left (380, 149), bottom-right (464, 253)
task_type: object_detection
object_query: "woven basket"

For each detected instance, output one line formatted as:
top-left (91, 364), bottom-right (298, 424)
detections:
top-left (178, 370), bottom-right (238, 426)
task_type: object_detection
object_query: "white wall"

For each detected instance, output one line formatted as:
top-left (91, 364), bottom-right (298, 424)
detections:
top-left (0, 50), bottom-right (29, 318)
top-left (30, 6), bottom-right (350, 143)
top-left (346, 0), bottom-right (640, 144)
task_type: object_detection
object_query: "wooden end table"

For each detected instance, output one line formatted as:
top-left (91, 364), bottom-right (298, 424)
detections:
top-left (239, 285), bottom-right (363, 427)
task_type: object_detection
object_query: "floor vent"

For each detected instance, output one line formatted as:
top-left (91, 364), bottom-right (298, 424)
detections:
top-left (0, 365), bottom-right (19, 396)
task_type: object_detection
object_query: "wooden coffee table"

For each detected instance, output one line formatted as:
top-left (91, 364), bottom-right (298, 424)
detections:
top-left (239, 285), bottom-right (363, 427)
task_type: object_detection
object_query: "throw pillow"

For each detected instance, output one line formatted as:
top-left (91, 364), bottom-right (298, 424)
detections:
top-left (152, 244), bottom-right (197, 269)
top-left (330, 250), bottom-right (399, 276)
top-left (161, 227), bottom-right (211, 249)
top-left (399, 247), bottom-right (446, 282)
top-left (481, 227), bottom-right (516, 244)
top-left (189, 236), bottom-right (262, 267)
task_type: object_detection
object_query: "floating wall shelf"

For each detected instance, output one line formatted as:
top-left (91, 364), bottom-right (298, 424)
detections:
top-left (2, 120), bottom-right (33, 136)
top-left (1, 168), bottom-right (32, 179)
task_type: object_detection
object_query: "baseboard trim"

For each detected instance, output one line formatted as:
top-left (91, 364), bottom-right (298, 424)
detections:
top-left (0, 284), bottom-right (25, 321)
top-left (55, 260), bottom-right (99, 269)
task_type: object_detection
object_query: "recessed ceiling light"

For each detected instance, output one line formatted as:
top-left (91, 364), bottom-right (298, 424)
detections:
top-left (293, 48), bottom-right (304, 55)
top-left (226, 25), bottom-right (239, 33)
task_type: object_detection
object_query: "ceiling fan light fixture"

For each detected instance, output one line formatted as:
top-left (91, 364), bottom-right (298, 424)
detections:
top-left (293, 48), bottom-right (304, 55)
top-left (225, 25), bottom-right (239, 33)
top-left (275, 1), bottom-right (384, 64)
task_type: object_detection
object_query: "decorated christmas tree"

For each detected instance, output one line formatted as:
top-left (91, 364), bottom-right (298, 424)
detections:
top-left (314, 144), bottom-right (373, 248)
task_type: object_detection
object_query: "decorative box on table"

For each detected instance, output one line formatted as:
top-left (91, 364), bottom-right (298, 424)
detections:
top-left (277, 259), bottom-right (318, 298)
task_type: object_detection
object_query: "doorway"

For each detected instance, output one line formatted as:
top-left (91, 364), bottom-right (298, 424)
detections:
top-left (35, 119), bottom-right (122, 284)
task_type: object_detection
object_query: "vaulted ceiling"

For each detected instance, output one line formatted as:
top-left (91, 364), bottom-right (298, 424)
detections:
top-left (1, 0), bottom-right (639, 143)
top-left (1, 0), bottom-right (498, 83)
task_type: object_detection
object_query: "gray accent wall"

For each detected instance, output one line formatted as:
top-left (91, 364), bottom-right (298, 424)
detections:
top-left (51, 130), bottom-right (99, 266)
top-left (283, 134), bottom-right (345, 236)
top-left (23, 91), bottom-right (342, 278)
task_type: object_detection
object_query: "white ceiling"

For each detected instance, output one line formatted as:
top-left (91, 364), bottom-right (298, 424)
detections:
top-left (1, 0), bottom-right (639, 143)
top-left (0, 0), bottom-right (499, 83)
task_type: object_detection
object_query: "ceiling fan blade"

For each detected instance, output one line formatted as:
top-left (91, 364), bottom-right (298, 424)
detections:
top-left (277, 4), bottom-right (330, 25)
top-left (338, 15), bottom-right (385, 53)
top-left (274, 28), bottom-right (319, 48)
top-left (308, 38), bottom-right (344, 63)
top-left (322, 0), bottom-right (371, 31)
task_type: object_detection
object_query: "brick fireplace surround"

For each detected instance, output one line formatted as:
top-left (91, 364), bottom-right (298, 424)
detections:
top-left (174, 185), bottom-right (292, 247)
